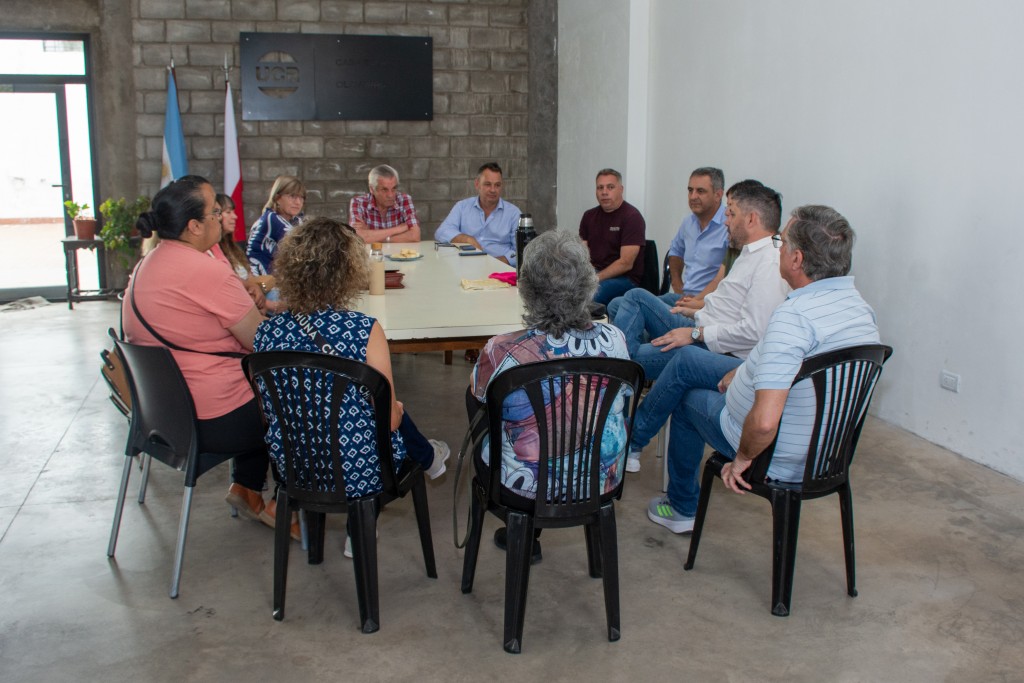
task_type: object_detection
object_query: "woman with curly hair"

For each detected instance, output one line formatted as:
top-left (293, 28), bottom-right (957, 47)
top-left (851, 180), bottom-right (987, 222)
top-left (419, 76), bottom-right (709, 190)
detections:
top-left (252, 218), bottom-right (449, 523)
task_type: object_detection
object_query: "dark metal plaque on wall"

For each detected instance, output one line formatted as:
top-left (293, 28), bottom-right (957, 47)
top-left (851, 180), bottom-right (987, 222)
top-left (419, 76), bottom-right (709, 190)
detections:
top-left (240, 32), bottom-right (433, 121)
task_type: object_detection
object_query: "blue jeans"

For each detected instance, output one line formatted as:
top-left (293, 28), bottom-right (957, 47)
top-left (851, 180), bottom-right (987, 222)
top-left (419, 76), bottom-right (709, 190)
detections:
top-left (611, 288), bottom-right (697, 380)
top-left (398, 412), bottom-right (434, 469)
top-left (630, 345), bottom-right (742, 451)
top-left (666, 388), bottom-right (737, 516)
top-left (628, 346), bottom-right (740, 516)
top-left (594, 276), bottom-right (637, 306)
top-left (608, 289), bottom-right (681, 327)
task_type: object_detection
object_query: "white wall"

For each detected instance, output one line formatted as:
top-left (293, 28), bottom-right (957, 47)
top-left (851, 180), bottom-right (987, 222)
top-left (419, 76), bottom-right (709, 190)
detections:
top-left (557, 0), bottom-right (632, 230)
top-left (560, 0), bottom-right (1024, 481)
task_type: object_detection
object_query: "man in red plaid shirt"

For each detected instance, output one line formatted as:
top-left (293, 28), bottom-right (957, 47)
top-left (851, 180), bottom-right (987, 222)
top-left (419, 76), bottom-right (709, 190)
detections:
top-left (348, 164), bottom-right (421, 243)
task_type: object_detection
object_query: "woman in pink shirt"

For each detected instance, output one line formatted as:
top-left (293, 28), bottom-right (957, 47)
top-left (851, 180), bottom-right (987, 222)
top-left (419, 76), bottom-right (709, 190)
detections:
top-left (123, 176), bottom-right (276, 529)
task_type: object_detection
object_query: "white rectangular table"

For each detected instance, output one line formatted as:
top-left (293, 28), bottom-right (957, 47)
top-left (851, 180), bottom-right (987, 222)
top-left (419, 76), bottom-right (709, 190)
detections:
top-left (353, 241), bottom-right (525, 362)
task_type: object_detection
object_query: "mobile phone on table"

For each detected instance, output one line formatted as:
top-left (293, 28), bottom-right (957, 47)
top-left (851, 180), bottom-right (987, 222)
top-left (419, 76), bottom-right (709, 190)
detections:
top-left (458, 244), bottom-right (477, 251)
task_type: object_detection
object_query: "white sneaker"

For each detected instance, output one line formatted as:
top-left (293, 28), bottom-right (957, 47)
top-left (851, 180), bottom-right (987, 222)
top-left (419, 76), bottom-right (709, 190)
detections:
top-left (343, 528), bottom-right (379, 559)
top-left (625, 449), bottom-right (642, 473)
top-left (425, 439), bottom-right (450, 479)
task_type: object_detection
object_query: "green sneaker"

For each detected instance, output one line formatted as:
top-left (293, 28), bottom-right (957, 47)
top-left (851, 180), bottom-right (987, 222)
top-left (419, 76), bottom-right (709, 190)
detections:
top-left (647, 496), bottom-right (695, 533)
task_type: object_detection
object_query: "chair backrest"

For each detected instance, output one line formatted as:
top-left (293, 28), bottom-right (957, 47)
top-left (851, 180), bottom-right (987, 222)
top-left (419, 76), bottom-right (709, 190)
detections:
top-left (659, 251), bottom-right (672, 295)
top-left (639, 240), bottom-right (660, 295)
top-left (749, 344), bottom-right (893, 493)
top-left (484, 357), bottom-right (644, 520)
top-left (114, 338), bottom-right (199, 477)
top-left (243, 351), bottom-right (397, 507)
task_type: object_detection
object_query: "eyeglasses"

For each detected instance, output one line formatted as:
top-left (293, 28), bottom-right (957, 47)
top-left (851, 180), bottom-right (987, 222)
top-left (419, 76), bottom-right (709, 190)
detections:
top-left (202, 208), bottom-right (223, 221)
top-left (772, 234), bottom-right (784, 249)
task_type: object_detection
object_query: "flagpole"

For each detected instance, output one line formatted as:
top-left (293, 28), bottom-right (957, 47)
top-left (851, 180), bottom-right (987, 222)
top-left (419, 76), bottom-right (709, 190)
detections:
top-left (223, 52), bottom-right (247, 241)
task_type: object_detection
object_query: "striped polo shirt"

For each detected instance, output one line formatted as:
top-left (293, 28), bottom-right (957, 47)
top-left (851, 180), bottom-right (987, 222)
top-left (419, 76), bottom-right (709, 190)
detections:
top-left (720, 276), bottom-right (880, 482)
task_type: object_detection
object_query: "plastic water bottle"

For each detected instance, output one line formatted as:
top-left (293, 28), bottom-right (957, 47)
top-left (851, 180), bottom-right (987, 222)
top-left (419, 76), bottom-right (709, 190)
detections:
top-left (515, 213), bottom-right (536, 278)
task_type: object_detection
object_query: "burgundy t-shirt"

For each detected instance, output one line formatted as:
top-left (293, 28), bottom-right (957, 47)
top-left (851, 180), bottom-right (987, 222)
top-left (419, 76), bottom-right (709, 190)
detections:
top-left (578, 200), bottom-right (647, 284)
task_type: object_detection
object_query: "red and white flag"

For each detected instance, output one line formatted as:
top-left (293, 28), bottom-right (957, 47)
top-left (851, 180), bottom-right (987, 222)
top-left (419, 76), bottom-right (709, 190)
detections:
top-left (224, 82), bottom-right (246, 241)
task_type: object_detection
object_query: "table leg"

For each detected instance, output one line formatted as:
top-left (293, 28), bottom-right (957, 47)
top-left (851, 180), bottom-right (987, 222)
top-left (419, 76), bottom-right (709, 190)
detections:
top-left (64, 245), bottom-right (78, 310)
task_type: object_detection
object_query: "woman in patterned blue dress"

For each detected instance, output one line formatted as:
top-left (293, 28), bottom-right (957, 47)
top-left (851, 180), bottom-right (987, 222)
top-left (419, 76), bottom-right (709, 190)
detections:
top-left (253, 217), bottom-right (449, 503)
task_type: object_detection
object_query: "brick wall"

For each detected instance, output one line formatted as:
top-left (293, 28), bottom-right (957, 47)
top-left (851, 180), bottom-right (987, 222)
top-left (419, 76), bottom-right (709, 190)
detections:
top-left (133, 0), bottom-right (531, 237)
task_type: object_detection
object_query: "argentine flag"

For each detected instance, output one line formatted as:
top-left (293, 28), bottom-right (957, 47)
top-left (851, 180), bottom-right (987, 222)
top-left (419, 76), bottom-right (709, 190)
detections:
top-left (160, 69), bottom-right (188, 188)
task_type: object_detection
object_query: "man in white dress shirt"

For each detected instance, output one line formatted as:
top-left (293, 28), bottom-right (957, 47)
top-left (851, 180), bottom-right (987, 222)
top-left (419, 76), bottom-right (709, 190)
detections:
top-left (621, 181), bottom-right (791, 472)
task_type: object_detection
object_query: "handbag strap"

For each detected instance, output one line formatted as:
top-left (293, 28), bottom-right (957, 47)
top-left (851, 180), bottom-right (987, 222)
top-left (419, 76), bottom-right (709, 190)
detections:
top-left (129, 257), bottom-right (245, 359)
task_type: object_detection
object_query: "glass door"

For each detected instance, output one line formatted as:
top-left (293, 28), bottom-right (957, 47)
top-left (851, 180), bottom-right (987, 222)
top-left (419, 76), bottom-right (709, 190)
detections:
top-left (0, 35), bottom-right (95, 301)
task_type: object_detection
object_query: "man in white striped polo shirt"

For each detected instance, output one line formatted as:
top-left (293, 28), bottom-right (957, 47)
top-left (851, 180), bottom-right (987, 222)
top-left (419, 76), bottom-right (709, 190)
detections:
top-left (648, 205), bottom-right (880, 533)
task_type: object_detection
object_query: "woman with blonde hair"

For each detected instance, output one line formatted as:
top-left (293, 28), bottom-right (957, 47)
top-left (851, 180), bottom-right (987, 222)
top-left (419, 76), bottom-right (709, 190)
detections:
top-left (245, 175), bottom-right (306, 275)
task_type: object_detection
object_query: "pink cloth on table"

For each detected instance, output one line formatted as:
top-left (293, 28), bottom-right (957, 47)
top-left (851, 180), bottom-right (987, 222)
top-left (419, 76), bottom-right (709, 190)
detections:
top-left (489, 271), bottom-right (517, 286)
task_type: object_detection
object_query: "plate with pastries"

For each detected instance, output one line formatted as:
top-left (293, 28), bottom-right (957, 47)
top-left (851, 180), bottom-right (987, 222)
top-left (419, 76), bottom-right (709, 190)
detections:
top-left (386, 248), bottom-right (423, 262)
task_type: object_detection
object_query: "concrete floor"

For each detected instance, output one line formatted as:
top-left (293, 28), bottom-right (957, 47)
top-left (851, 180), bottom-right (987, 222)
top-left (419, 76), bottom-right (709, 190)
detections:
top-left (1, 300), bottom-right (1021, 682)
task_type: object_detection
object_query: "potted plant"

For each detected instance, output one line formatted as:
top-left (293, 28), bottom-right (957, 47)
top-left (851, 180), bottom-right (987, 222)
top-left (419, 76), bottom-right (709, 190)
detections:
top-left (99, 195), bottom-right (150, 287)
top-left (64, 200), bottom-right (97, 240)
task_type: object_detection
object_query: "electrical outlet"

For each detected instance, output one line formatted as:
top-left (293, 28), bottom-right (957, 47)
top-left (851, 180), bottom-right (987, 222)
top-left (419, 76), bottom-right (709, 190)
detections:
top-left (940, 371), bottom-right (961, 393)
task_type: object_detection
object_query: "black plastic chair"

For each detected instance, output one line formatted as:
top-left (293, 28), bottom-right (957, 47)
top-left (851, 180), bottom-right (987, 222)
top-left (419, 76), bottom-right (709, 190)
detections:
top-left (684, 344), bottom-right (894, 616)
top-left (243, 350), bottom-right (437, 634)
top-left (460, 357), bottom-right (644, 653)
top-left (107, 338), bottom-right (244, 599)
top-left (659, 251), bottom-right (672, 295)
top-left (639, 239), bottom-right (661, 295)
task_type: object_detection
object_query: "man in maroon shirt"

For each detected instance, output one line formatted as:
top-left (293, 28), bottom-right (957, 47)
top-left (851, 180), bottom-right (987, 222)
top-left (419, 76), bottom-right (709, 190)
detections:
top-left (578, 168), bottom-right (647, 305)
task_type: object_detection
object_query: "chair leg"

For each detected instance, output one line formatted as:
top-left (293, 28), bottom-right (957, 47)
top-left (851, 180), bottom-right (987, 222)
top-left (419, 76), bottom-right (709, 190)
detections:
top-left (307, 512), bottom-right (326, 565)
top-left (460, 483), bottom-right (486, 594)
top-left (169, 485), bottom-right (195, 599)
top-left (228, 458), bottom-right (238, 518)
top-left (138, 453), bottom-right (152, 504)
top-left (683, 461), bottom-right (717, 571)
top-left (410, 473), bottom-right (438, 578)
top-left (658, 417), bottom-right (671, 493)
top-left (273, 495), bottom-right (292, 621)
top-left (299, 509), bottom-right (308, 551)
top-left (769, 491), bottom-right (802, 617)
top-left (503, 512), bottom-right (534, 654)
top-left (838, 483), bottom-right (858, 598)
top-left (349, 498), bottom-right (381, 634)
top-left (598, 503), bottom-right (621, 642)
top-left (584, 521), bottom-right (602, 578)
top-left (107, 455), bottom-right (134, 557)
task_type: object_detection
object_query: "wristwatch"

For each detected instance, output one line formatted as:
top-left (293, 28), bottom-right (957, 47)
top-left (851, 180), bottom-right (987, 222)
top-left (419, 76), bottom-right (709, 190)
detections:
top-left (691, 327), bottom-right (702, 342)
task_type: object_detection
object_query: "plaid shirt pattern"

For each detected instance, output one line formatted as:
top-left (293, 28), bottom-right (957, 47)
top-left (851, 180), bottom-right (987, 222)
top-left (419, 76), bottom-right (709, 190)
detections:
top-left (349, 192), bottom-right (419, 230)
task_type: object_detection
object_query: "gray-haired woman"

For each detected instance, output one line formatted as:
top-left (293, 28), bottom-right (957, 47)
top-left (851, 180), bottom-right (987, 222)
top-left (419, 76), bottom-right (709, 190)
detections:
top-left (469, 230), bottom-right (631, 560)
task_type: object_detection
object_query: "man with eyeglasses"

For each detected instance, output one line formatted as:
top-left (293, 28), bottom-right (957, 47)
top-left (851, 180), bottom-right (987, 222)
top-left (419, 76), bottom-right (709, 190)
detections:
top-left (647, 205), bottom-right (879, 533)
top-left (348, 164), bottom-right (421, 244)
top-left (620, 181), bottom-right (790, 473)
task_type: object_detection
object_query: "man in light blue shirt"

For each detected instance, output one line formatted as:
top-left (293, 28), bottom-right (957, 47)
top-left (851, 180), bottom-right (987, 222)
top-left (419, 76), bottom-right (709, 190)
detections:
top-left (646, 204), bottom-right (880, 534)
top-left (608, 167), bottom-right (728, 324)
top-left (667, 167), bottom-right (729, 297)
top-left (435, 162), bottom-right (521, 265)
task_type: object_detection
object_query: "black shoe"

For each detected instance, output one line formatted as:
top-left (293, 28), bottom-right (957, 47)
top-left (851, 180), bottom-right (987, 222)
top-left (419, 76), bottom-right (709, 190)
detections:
top-left (493, 527), bottom-right (542, 565)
